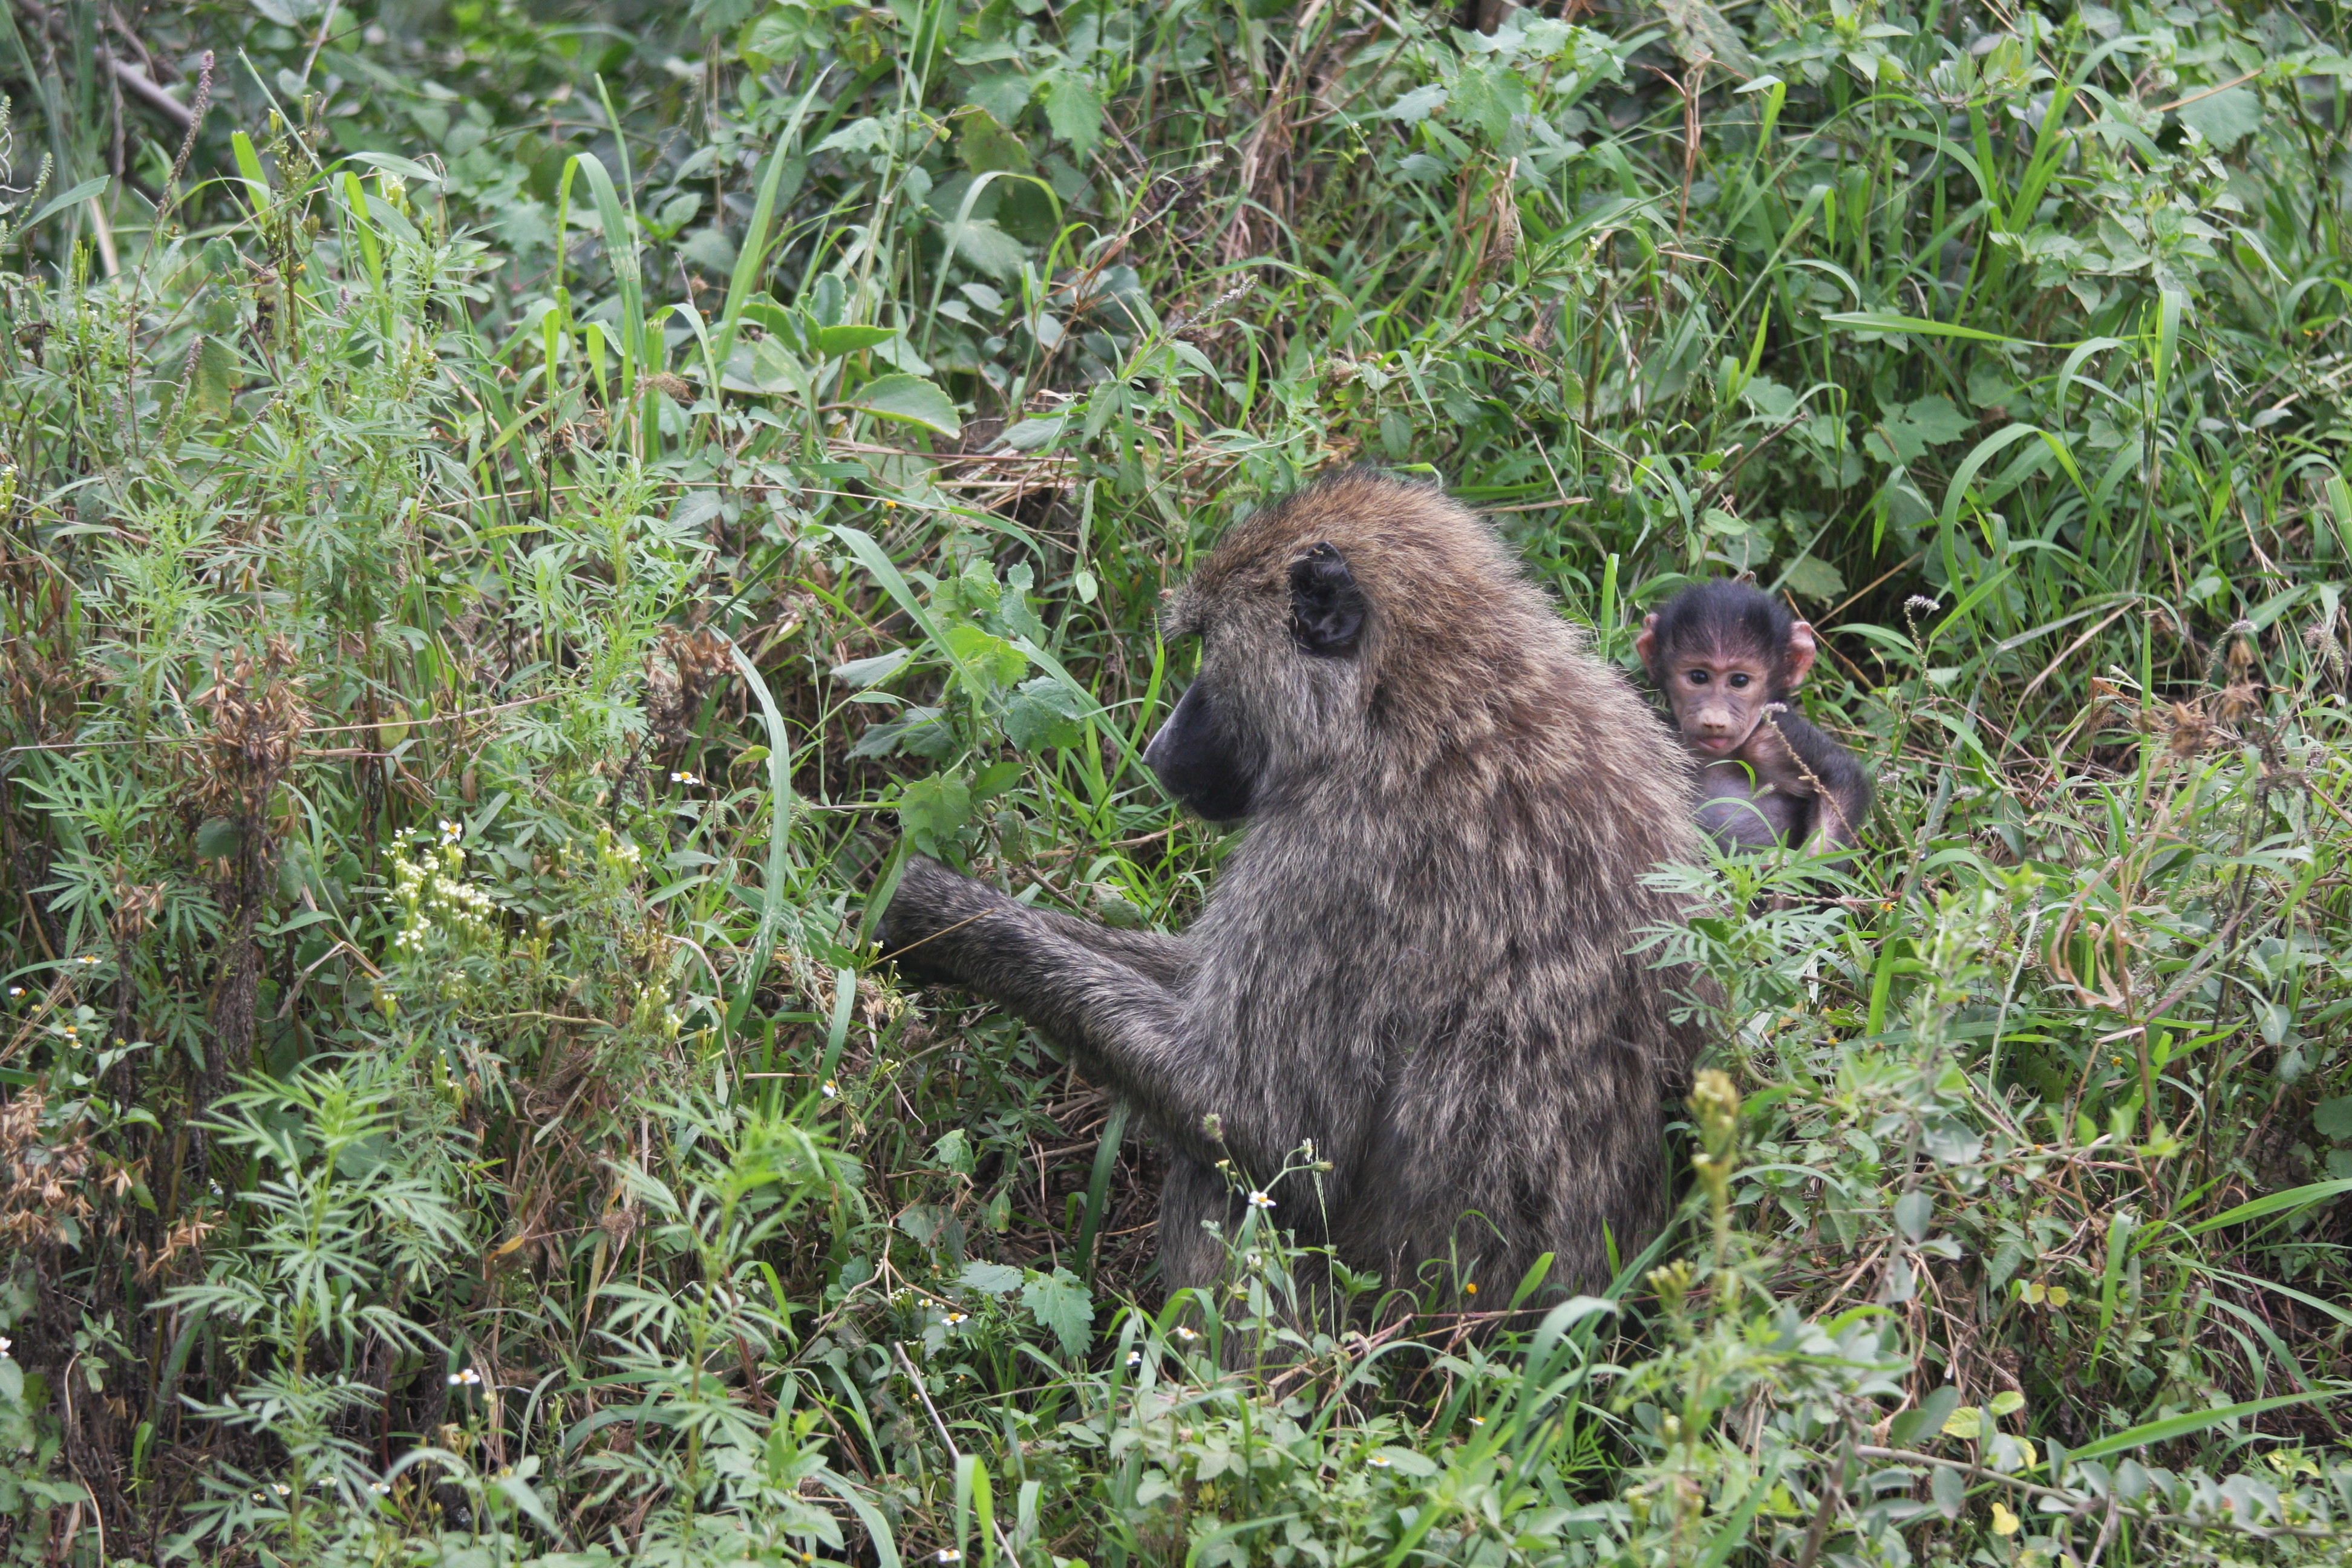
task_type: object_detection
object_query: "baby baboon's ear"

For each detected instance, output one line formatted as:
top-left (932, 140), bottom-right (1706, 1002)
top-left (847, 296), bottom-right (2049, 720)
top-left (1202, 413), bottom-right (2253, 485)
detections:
top-left (1289, 542), bottom-right (1367, 657)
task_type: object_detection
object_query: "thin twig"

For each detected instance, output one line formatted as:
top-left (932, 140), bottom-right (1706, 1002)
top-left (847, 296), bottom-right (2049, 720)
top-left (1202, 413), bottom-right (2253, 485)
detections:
top-left (893, 1342), bottom-right (1024, 1564)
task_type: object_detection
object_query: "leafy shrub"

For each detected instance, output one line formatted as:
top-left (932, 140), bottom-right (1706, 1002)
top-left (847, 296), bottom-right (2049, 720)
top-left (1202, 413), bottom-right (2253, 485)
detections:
top-left (0, 0), bottom-right (2348, 1563)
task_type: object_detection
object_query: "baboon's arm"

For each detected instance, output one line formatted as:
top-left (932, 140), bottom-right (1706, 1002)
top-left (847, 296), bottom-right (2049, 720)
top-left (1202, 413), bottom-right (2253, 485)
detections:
top-left (882, 859), bottom-right (1305, 1174)
top-left (880, 857), bottom-right (1194, 988)
top-left (1768, 710), bottom-right (1872, 851)
top-left (880, 855), bottom-right (1191, 1062)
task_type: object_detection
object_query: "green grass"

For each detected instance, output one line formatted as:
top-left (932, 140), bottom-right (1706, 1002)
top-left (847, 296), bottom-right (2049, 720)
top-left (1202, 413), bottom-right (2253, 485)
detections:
top-left (1, 0), bottom-right (2350, 1563)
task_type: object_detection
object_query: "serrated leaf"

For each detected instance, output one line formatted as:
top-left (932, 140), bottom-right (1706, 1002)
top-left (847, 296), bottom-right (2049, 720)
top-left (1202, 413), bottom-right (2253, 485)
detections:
top-left (1042, 71), bottom-right (1103, 158)
top-left (958, 1261), bottom-right (1022, 1295)
top-left (1021, 1267), bottom-right (1094, 1357)
top-left (2176, 87), bottom-right (2263, 152)
top-left (1779, 554), bottom-right (1844, 601)
top-left (897, 773), bottom-right (973, 853)
top-left (814, 116), bottom-right (889, 155)
top-left (958, 110), bottom-right (1031, 174)
top-left (1001, 675), bottom-right (1086, 751)
top-left (944, 624), bottom-right (1028, 689)
top-left (1382, 84), bottom-right (1449, 124)
top-left (844, 374), bottom-right (961, 438)
top-left (938, 217), bottom-right (1030, 279)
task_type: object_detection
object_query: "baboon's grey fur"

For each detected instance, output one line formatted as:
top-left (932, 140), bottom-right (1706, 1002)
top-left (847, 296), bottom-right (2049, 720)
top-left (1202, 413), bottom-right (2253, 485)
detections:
top-left (882, 470), bottom-right (1708, 1328)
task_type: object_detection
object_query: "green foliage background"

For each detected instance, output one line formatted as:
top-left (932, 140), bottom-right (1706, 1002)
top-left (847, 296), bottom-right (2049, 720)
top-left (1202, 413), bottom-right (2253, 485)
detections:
top-left (1, 0), bottom-right (2350, 1561)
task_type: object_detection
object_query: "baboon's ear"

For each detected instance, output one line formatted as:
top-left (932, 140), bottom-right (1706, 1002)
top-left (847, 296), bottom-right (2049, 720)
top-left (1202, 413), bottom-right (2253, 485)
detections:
top-left (1784, 621), bottom-right (1819, 688)
top-left (1289, 542), bottom-right (1367, 657)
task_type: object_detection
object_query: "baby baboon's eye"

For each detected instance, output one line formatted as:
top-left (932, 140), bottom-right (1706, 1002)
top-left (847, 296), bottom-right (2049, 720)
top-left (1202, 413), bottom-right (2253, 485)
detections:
top-left (1685, 670), bottom-right (1709, 685)
top-left (1728, 673), bottom-right (1750, 689)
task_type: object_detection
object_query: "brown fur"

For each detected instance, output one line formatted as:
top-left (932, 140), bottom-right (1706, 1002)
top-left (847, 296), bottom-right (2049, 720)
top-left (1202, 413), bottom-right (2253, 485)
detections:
top-left (881, 470), bottom-right (1708, 1340)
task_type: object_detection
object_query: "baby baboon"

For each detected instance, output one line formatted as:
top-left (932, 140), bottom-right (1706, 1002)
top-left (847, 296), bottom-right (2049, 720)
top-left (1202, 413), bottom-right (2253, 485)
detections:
top-left (1636, 580), bottom-right (1871, 854)
top-left (881, 470), bottom-right (1708, 1331)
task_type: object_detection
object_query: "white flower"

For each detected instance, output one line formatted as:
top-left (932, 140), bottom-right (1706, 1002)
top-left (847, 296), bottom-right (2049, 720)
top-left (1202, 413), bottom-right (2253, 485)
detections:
top-left (937, 1552), bottom-right (963, 1564)
top-left (0, 1336), bottom-right (12, 1356)
top-left (1126, 1350), bottom-right (1143, 1366)
top-left (271, 1483), bottom-right (291, 1496)
top-left (1246, 1191), bottom-right (1274, 1210)
top-left (1367, 1455), bottom-right (1391, 1469)
top-left (942, 1312), bottom-right (968, 1327)
top-left (448, 1366), bottom-right (482, 1387)
top-left (821, 1080), bottom-right (839, 1099)
top-left (670, 771), bottom-right (701, 786)
top-left (1467, 1416), bottom-right (1486, 1428)
top-left (77, 954), bottom-right (99, 965)
top-left (5, 987), bottom-right (20, 997)
top-left (370, 1481), bottom-right (391, 1495)
top-left (1172, 1325), bottom-right (1198, 1342)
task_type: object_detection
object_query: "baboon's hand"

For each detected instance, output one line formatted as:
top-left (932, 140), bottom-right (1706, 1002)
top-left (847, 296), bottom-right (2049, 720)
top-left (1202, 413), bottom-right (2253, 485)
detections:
top-left (875, 855), bottom-right (1007, 987)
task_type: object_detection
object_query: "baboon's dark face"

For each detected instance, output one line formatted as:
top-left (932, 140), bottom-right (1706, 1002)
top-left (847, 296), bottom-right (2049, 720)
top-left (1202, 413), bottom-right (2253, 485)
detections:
top-left (1145, 540), bottom-right (1369, 823)
top-left (1144, 681), bottom-right (1255, 822)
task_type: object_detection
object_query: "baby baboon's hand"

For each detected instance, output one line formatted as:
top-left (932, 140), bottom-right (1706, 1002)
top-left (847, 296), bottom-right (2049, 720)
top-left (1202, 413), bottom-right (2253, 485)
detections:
top-left (875, 855), bottom-right (1004, 987)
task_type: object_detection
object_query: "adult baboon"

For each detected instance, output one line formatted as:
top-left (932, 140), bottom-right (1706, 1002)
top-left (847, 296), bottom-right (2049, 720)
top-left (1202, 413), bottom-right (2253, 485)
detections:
top-left (881, 470), bottom-right (1707, 1330)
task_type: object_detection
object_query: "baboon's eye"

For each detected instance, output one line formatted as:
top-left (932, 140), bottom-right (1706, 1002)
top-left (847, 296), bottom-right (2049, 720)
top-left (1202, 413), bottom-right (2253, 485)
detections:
top-left (1685, 669), bottom-right (1709, 685)
top-left (1728, 673), bottom-right (1750, 689)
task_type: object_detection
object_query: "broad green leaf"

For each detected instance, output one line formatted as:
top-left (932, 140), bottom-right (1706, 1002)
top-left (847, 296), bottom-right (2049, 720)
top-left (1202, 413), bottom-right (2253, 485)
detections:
top-left (1777, 554), bottom-right (1844, 601)
top-left (1001, 675), bottom-right (1086, 751)
top-left (813, 323), bottom-right (897, 357)
top-left (896, 774), bottom-right (973, 853)
top-left (944, 624), bottom-right (1028, 688)
top-left (844, 373), bottom-right (961, 438)
top-left (959, 1261), bottom-right (1022, 1295)
top-left (2175, 87), bottom-right (2263, 151)
top-left (2315, 1096), bottom-right (2352, 1142)
top-left (938, 215), bottom-right (1030, 279)
top-left (1042, 71), bottom-right (1103, 158)
top-left (958, 109), bottom-right (1031, 173)
top-left (1022, 1267), bottom-right (1094, 1357)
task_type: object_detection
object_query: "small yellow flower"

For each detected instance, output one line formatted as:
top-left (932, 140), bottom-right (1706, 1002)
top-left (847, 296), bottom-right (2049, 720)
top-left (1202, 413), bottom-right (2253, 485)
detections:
top-left (1463, 1281), bottom-right (1477, 1295)
top-left (1990, 1501), bottom-right (2020, 1537)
